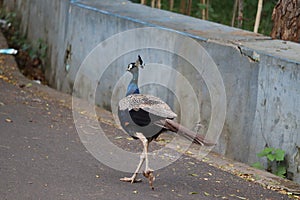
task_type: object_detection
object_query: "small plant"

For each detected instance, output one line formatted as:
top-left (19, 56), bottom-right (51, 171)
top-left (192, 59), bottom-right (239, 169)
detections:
top-left (0, 9), bottom-right (48, 83)
top-left (28, 38), bottom-right (48, 60)
top-left (252, 147), bottom-right (287, 178)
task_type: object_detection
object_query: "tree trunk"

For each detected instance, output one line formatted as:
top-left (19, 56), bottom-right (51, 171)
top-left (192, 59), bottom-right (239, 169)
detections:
top-left (254, 0), bottom-right (263, 33)
top-left (180, 0), bottom-right (187, 14)
top-left (151, 0), bottom-right (155, 7)
top-left (157, 0), bottom-right (161, 9)
top-left (237, 0), bottom-right (244, 28)
top-left (186, 0), bottom-right (192, 15)
top-left (201, 0), bottom-right (206, 19)
top-left (170, 0), bottom-right (174, 10)
top-left (271, 0), bottom-right (300, 42)
top-left (206, 0), bottom-right (209, 20)
top-left (150, 0), bottom-right (161, 9)
top-left (231, 0), bottom-right (238, 26)
top-left (141, 0), bottom-right (147, 5)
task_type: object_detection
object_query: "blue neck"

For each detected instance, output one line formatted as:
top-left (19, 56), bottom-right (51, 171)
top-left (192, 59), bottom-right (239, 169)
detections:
top-left (126, 72), bottom-right (140, 96)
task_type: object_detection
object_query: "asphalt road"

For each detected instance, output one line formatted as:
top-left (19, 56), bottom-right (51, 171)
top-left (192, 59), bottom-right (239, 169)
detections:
top-left (0, 51), bottom-right (294, 200)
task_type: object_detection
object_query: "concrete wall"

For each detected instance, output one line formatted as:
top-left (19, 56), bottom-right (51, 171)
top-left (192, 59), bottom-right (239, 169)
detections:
top-left (3, 0), bottom-right (300, 183)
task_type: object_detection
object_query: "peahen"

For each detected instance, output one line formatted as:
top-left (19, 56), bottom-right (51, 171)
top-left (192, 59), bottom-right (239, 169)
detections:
top-left (118, 55), bottom-right (215, 189)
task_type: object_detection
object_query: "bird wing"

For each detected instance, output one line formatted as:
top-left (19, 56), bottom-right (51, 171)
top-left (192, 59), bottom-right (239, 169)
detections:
top-left (118, 94), bottom-right (177, 119)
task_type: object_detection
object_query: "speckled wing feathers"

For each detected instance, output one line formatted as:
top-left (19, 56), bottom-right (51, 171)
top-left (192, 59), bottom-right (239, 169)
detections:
top-left (119, 94), bottom-right (177, 119)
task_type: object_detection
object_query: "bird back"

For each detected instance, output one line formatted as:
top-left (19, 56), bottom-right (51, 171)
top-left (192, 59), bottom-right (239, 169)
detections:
top-left (119, 94), bottom-right (177, 119)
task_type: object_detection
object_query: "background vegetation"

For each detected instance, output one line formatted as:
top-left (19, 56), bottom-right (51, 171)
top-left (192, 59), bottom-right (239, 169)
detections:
top-left (132, 0), bottom-right (277, 36)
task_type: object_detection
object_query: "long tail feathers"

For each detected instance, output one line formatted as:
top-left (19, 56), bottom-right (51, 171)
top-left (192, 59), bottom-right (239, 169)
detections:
top-left (164, 119), bottom-right (216, 146)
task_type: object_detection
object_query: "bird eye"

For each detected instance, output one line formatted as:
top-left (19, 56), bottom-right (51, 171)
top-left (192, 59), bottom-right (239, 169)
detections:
top-left (127, 63), bottom-right (135, 71)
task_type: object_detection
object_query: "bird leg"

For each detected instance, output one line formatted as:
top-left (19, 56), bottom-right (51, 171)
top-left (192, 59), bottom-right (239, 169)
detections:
top-left (120, 132), bottom-right (155, 189)
top-left (143, 169), bottom-right (155, 190)
top-left (143, 137), bottom-right (153, 173)
top-left (120, 132), bottom-right (147, 184)
top-left (119, 153), bottom-right (143, 183)
top-left (138, 133), bottom-right (155, 190)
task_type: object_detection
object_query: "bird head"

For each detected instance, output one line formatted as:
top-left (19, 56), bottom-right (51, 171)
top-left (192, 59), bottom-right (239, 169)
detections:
top-left (127, 55), bottom-right (144, 73)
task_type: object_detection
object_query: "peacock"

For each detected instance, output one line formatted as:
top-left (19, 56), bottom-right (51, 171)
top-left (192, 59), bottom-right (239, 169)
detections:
top-left (118, 55), bottom-right (215, 190)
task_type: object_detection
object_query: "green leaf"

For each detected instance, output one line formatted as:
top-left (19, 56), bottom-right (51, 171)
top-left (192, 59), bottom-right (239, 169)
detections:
top-left (274, 149), bottom-right (285, 161)
top-left (251, 162), bottom-right (264, 170)
top-left (204, 192), bottom-right (210, 196)
top-left (267, 154), bottom-right (275, 162)
top-left (189, 173), bottom-right (199, 177)
top-left (189, 192), bottom-right (198, 195)
top-left (275, 165), bottom-right (286, 178)
top-left (25, 83), bottom-right (32, 88)
top-left (257, 147), bottom-right (274, 158)
top-left (197, 3), bottom-right (207, 10)
top-left (114, 136), bottom-right (123, 140)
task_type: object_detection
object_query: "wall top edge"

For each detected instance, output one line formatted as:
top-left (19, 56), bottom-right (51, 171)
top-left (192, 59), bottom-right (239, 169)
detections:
top-left (71, 0), bottom-right (300, 64)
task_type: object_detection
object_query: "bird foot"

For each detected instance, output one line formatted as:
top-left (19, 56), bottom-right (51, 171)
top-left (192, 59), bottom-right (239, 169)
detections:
top-left (120, 177), bottom-right (142, 184)
top-left (143, 169), bottom-right (155, 190)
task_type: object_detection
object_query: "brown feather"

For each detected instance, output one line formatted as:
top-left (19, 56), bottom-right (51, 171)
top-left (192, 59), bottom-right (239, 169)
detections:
top-left (164, 119), bottom-right (215, 146)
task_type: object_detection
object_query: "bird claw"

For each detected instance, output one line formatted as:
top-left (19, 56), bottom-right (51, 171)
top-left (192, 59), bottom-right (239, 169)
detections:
top-left (143, 169), bottom-right (155, 190)
top-left (120, 177), bottom-right (142, 183)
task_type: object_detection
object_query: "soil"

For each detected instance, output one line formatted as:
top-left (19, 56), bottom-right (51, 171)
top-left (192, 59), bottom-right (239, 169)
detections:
top-left (1, 24), bottom-right (47, 85)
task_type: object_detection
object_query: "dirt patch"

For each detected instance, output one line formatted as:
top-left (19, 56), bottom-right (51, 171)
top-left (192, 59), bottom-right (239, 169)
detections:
top-left (0, 14), bottom-right (47, 85)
